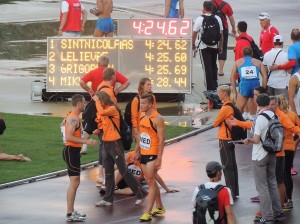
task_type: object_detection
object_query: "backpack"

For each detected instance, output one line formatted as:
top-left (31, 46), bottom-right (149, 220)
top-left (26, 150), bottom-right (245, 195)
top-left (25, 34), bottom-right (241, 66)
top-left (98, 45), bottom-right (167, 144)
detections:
top-left (193, 184), bottom-right (225, 224)
top-left (201, 15), bottom-right (221, 46)
top-left (0, 116), bottom-right (6, 135)
top-left (124, 95), bottom-right (140, 130)
top-left (259, 112), bottom-right (284, 153)
top-left (108, 109), bottom-right (133, 151)
top-left (240, 36), bottom-right (264, 61)
top-left (82, 85), bottom-right (109, 134)
top-left (224, 103), bottom-right (247, 141)
top-left (212, 1), bottom-right (227, 27)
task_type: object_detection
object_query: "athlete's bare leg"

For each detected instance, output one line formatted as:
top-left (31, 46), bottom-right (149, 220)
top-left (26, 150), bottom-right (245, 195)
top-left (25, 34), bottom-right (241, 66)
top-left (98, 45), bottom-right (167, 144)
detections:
top-left (142, 160), bottom-right (163, 213)
top-left (236, 94), bottom-right (249, 113)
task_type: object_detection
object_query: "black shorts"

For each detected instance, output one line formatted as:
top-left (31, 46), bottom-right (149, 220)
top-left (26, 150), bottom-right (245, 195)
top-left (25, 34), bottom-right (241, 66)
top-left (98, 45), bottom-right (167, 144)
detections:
top-left (62, 145), bottom-right (81, 176)
top-left (140, 155), bottom-right (157, 165)
top-left (275, 156), bottom-right (285, 184)
top-left (117, 179), bottom-right (128, 189)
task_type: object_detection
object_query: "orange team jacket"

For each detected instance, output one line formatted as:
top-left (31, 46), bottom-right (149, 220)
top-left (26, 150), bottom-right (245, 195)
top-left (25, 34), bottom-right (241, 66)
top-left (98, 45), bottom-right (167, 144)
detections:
top-left (139, 111), bottom-right (160, 155)
top-left (95, 81), bottom-right (117, 130)
top-left (65, 111), bottom-right (82, 148)
top-left (131, 94), bottom-right (157, 129)
top-left (95, 102), bottom-right (121, 142)
top-left (283, 110), bottom-right (300, 152)
top-left (213, 100), bottom-right (234, 140)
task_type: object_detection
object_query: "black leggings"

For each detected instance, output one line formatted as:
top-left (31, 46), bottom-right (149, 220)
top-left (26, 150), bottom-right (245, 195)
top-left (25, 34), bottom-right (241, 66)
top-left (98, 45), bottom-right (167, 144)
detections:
top-left (219, 139), bottom-right (239, 198)
top-left (284, 150), bottom-right (294, 200)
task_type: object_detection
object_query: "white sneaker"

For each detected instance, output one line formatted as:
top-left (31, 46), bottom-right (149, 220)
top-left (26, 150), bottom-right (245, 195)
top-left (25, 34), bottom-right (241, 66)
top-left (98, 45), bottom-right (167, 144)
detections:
top-left (135, 196), bottom-right (146, 205)
top-left (94, 200), bottom-right (113, 207)
top-left (80, 144), bottom-right (87, 154)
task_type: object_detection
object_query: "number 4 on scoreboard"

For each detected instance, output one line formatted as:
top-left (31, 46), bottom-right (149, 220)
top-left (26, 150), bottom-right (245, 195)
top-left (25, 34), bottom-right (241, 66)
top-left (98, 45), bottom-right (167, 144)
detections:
top-left (174, 77), bottom-right (187, 87)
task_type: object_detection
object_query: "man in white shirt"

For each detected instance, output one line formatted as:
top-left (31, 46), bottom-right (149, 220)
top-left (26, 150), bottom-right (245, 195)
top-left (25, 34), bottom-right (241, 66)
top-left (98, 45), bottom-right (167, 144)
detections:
top-left (263, 35), bottom-right (289, 97)
top-left (242, 94), bottom-right (284, 224)
top-left (192, 1), bottom-right (223, 91)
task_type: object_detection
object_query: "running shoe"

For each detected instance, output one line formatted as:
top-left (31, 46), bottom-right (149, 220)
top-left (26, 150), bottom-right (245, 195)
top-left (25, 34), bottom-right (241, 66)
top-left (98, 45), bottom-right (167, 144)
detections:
top-left (94, 200), bottom-right (113, 207)
top-left (139, 212), bottom-right (152, 222)
top-left (96, 177), bottom-right (105, 187)
top-left (273, 212), bottom-right (286, 222)
top-left (282, 200), bottom-right (293, 211)
top-left (66, 211), bottom-right (86, 222)
top-left (291, 167), bottom-right (298, 175)
top-left (151, 208), bottom-right (166, 216)
top-left (73, 210), bottom-right (86, 218)
top-left (251, 196), bottom-right (260, 203)
top-left (253, 217), bottom-right (274, 224)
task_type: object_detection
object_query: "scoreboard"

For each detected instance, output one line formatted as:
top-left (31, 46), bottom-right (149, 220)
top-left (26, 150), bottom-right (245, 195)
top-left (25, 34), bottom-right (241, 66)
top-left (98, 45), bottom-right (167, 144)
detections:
top-left (47, 19), bottom-right (192, 93)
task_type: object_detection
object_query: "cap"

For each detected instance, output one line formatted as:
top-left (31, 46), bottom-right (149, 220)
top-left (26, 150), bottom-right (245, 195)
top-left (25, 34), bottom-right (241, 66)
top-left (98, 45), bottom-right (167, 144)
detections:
top-left (206, 161), bottom-right (224, 174)
top-left (273, 34), bottom-right (284, 43)
top-left (258, 12), bottom-right (270, 20)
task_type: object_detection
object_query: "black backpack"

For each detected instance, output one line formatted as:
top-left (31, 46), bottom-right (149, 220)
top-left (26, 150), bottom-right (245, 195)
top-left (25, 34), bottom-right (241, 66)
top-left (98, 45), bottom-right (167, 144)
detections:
top-left (0, 116), bottom-right (6, 135)
top-left (108, 109), bottom-right (133, 151)
top-left (193, 184), bottom-right (225, 224)
top-left (124, 95), bottom-right (140, 130)
top-left (259, 112), bottom-right (284, 153)
top-left (82, 85), bottom-right (109, 134)
top-left (224, 103), bottom-right (247, 141)
top-left (201, 15), bottom-right (221, 46)
top-left (212, 1), bottom-right (227, 27)
top-left (240, 36), bottom-right (264, 61)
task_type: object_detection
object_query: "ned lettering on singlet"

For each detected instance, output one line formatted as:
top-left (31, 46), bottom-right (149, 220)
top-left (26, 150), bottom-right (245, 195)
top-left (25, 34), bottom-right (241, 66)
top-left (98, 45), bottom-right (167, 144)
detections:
top-left (93, 0), bottom-right (114, 37)
top-left (134, 93), bottom-right (166, 222)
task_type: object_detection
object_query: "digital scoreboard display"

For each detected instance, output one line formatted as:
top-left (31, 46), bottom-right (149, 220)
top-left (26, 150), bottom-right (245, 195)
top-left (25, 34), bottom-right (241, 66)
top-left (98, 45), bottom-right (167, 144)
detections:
top-left (47, 37), bottom-right (192, 93)
top-left (117, 18), bottom-right (192, 37)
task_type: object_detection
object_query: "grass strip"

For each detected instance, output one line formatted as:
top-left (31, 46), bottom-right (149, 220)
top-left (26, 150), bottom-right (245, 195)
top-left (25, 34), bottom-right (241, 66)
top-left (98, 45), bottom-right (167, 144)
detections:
top-left (0, 113), bottom-right (194, 184)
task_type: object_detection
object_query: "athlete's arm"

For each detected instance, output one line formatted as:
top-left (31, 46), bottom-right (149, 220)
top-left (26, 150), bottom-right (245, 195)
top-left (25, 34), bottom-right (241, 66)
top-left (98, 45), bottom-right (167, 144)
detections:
top-left (288, 76), bottom-right (298, 114)
top-left (97, 0), bottom-right (103, 14)
top-left (178, 0), bottom-right (184, 18)
top-left (156, 174), bottom-right (179, 193)
top-left (228, 15), bottom-right (236, 36)
top-left (230, 62), bottom-right (238, 97)
top-left (225, 205), bottom-right (236, 224)
top-left (259, 62), bottom-right (268, 89)
top-left (81, 7), bottom-right (88, 32)
top-left (65, 116), bottom-right (96, 145)
top-left (155, 116), bottom-right (165, 170)
top-left (164, 0), bottom-right (171, 17)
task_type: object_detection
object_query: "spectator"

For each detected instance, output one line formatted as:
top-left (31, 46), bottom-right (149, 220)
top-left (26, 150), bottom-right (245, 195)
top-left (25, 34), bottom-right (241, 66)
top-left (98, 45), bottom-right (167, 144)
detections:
top-left (263, 35), bottom-right (289, 97)
top-left (212, 0), bottom-right (236, 77)
top-left (191, 161), bottom-right (236, 224)
top-left (58, 0), bottom-right (87, 37)
top-left (271, 29), bottom-right (300, 76)
top-left (258, 12), bottom-right (279, 54)
top-left (164, 0), bottom-right (184, 18)
top-left (213, 85), bottom-right (239, 199)
top-left (94, 0), bottom-right (115, 37)
top-left (192, 1), bottom-right (223, 91)
top-left (242, 94), bottom-right (285, 223)
top-left (288, 57), bottom-right (300, 115)
top-left (230, 47), bottom-right (267, 118)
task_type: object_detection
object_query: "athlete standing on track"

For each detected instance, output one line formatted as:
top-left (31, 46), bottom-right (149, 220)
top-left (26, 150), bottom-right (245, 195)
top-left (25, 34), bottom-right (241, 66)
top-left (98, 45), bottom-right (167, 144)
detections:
top-left (134, 93), bottom-right (166, 222)
top-left (62, 94), bottom-right (97, 222)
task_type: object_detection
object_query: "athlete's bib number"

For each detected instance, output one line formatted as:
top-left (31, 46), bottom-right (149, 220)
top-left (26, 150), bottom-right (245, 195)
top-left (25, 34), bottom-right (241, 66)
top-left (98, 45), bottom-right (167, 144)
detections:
top-left (241, 66), bottom-right (258, 79)
top-left (140, 132), bottom-right (151, 150)
top-left (128, 164), bottom-right (142, 180)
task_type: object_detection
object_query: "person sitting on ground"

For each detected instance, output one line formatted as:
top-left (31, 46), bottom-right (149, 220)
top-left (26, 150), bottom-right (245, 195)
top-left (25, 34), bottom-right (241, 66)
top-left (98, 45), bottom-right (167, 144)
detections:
top-left (191, 161), bottom-right (236, 224)
top-left (0, 152), bottom-right (31, 162)
top-left (113, 151), bottom-right (179, 195)
top-left (0, 116), bottom-right (31, 162)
